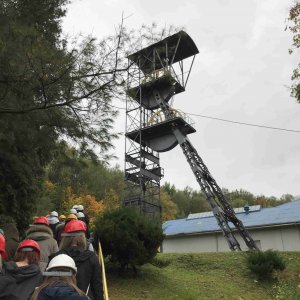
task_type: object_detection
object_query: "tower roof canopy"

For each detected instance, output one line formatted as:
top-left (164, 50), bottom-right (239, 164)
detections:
top-left (128, 31), bottom-right (199, 74)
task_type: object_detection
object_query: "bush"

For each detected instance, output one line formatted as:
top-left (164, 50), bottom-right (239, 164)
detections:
top-left (151, 256), bottom-right (171, 268)
top-left (246, 250), bottom-right (286, 280)
top-left (94, 207), bottom-right (164, 272)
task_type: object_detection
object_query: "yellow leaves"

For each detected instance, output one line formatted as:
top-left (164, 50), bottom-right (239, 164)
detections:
top-left (102, 188), bottom-right (120, 211)
top-left (63, 188), bottom-right (102, 223)
top-left (77, 194), bottom-right (105, 224)
top-left (44, 180), bottom-right (56, 190)
top-left (45, 180), bottom-right (123, 225)
top-left (160, 190), bottom-right (178, 223)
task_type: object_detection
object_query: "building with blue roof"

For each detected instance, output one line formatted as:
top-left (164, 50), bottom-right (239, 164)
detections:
top-left (162, 200), bottom-right (300, 252)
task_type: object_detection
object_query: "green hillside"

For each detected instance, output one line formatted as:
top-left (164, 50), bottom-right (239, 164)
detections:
top-left (106, 252), bottom-right (300, 300)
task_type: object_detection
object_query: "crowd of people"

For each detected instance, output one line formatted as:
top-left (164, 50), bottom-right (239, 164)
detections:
top-left (0, 205), bottom-right (103, 300)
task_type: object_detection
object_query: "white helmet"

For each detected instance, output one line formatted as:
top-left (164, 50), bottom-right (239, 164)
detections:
top-left (72, 205), bottom-right (79, 210)
top-left (77, 205), bottom-right (84, 211)
top-left (70, 208), bottom-right (77, 214)
top-left (50, 211), bottom-right (58, 217)
top-left (46, 254), bottom-right (77, 273)
top-left (77, 212), bottom-right (85, 218)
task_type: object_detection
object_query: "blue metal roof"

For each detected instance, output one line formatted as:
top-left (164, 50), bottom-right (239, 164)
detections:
top-left (163, 199), bottom-right (300, 237)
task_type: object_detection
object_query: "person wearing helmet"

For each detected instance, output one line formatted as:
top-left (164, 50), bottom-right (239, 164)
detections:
top-left (49, 220), bottom-right (103, 300)
top-left (76, 205), bottom-right (90, 239)
top-left (59, 215), bottom-right (66, 222)
top-left (67, 214), bottom-right (78, 221)
top-left (2, 239), bottom-right (43, 300)
top-left (0, 233), bottom-right (8, 266)
top-left (1, 222), bottom-right (20, 260)
top-left (70, 208), bottom-right (77, 214)
top-left (72, 204), bottom-right (79, 210)
top-left (76, 212), bottom-right (90, 239)
top-left (77, 205), bottom-right (90, 226)
top-left (25, 216), bottom-right (59, 272)
top-left (31, 254), bottom-right (88, 300)
top-left (55, 215), bottom-right (68, 246)
top-left (48, 211), bottom-right (60, 236)
top-left (0, 233), bottom-right (16, 300)
top-left (54, 214), bottom-right (78, 246)
top-left (50, 211), bottom-right (58, 218)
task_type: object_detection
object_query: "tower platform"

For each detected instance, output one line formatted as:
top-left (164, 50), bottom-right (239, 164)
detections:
top-left (127, 74), bottom-right (185, 110)
top-left (128, 31), bottom-right (199, 74)
top-left (126, 116), bottom-right (196, 152)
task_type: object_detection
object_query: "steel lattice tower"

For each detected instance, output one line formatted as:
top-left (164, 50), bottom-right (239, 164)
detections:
top-left (123, 31), bottom-right (259, 250)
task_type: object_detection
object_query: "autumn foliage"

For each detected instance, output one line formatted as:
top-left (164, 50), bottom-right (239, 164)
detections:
top-left (60, 187), bottom-right (105, 224)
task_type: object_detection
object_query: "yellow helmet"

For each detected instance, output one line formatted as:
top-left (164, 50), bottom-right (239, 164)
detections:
top-left (59, 214), bottom-right (66, 221)
top-left (67, 214), bottom-right (77, 220)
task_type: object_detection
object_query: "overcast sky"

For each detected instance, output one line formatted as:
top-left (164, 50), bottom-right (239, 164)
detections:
top-left (63, 0), bottom-right (300, 198)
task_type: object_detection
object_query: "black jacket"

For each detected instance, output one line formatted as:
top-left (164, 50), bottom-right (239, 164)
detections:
top-left (36, 282), bottom-right (89, 300)
top-left (2, 223), bottom-right (19, 260)
top-left (0, 270), bottom-right (16, 300)
top-left (2, 261), bottom-right (43, 300)
top-left (50, 247), bottom-right (103, 300)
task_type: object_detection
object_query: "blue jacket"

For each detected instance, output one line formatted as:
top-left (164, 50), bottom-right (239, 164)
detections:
top-left (37, 282), bottom-right (89, 300)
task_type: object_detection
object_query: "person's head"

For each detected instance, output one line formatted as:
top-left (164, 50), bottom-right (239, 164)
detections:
top-left (76, 212), bottom-right (85, 222)
top-left (67, 214), bottom-right (77, 221)
top-left (33, 216), bottom-right (49, 226)
top-left (77, 205), bottom-right (84, 212)
top-left (59, 220), bottom-right (87, 250)
top-left (48, 216), bottom-right (59, 225)
top-left (59, 214), bottom-right (66, 222)
top-left (0, 233), bottom-right (8, 270)
top-left (70, 208), bottom-right (77, 214)
top-left (50, 211), bottom-right (58, 218)
top-left (72, 205), bottom-right (79, 211)
top-left (14, 239), bottom-right (40, 265)
top-left (31, 254), bottom-right (86, 299)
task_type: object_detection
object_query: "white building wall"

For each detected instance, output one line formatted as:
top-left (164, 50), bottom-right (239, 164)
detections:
top-left (162, 225), bottom-right (300, 253)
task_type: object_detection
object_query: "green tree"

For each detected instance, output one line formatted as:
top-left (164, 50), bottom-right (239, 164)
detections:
top-left (288, 3), bottom-right (300, 101)
top-left (160, 189), bottom-right (178, 222)
top-left (94, 207), bottom-right (164, 273)
top-left (0, 0), bottom-right (120, 230)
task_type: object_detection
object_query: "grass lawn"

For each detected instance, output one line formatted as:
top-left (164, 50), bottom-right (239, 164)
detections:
top-left (105, 252), bottom-right (300, 300)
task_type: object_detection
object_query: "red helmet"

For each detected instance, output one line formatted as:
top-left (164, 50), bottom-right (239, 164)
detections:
top-left (62, 220), bottom-right (86, 236)
top-left (0, 234), bottom-right (8, 260)
top-left (17, 239), bottom-right (40, 253)
top-left (34, 216), bottom-right (49, 226)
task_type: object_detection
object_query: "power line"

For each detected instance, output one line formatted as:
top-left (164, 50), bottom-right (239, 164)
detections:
top-left (186, 112), bottom-right (300, 133)
top-left (108, 103), bottom-right (300, 133)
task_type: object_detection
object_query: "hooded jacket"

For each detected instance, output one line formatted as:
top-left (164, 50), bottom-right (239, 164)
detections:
top-left (0, 270), bottom-right (16, 300)
top-left (2, 223), bottom-right (19, 260)
top-left (26, 224), bottom-right (59, 272)
top-left (3, 261), bottom-right (43, 300)
top-left (49, 247), bottom-right (103, 300)
top-left (55, 222), bottom-right (65, 245)
top-left (36, 282), bottom-right (89, 300)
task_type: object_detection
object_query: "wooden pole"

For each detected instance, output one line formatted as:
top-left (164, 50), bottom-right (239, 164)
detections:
top-left (98, 241), bottom-right (109, 300)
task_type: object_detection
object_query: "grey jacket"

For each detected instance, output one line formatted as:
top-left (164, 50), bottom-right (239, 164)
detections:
top-left (26, 224), bottom-right (59, 272)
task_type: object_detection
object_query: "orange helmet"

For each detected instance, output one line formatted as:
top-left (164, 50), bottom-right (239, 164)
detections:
top-left (67, 214), bottom-right (77, 220)
top-left (62, 220), bottom-right (86, 237)
top-left (17, 239), bottom-right (40, 253)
